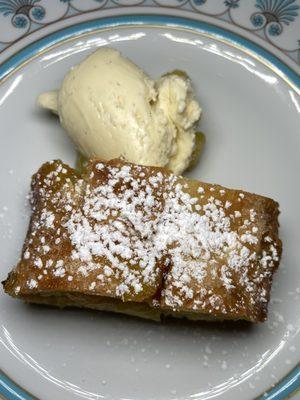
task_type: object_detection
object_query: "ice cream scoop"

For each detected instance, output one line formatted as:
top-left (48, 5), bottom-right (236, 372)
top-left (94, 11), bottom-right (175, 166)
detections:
top-left (38, 48), bottom-right (202, 175)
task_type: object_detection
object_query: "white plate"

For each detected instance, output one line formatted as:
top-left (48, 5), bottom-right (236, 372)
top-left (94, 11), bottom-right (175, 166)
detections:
top-left (0, 17), bottom-right (299, 400)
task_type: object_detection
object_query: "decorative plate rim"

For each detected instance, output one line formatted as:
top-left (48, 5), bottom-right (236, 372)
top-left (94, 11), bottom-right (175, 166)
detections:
top-left (0, 1), bottom-right (300, 69)
top-left (0, 14), bottom-right (299, 400)
top-left (0, 15), bottom-right (299, 89)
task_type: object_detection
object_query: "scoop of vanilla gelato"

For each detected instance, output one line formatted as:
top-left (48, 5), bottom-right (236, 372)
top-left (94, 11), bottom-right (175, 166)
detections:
top-left (38, 48), bottom-right (202, 175)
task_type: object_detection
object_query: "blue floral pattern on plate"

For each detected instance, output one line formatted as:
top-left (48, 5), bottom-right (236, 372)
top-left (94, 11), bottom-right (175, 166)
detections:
top-left (0, 0), bottom-right (46, 28)
top-left (0, 0), bottom-right (299, 66)
top-left (250, 0), bottom-right (300, 37)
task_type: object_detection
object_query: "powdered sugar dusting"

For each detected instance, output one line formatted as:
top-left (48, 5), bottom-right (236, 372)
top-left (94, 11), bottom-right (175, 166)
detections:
top-left (10, 159), bottom-right (281, 321)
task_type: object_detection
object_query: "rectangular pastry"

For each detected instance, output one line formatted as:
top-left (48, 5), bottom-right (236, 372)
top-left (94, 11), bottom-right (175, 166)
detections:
top-left (2, 159), bottom-right (282, 322)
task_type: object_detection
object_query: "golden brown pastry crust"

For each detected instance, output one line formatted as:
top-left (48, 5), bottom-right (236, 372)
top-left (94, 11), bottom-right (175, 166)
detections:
top-left (2, 159), bottom-right (282, 322)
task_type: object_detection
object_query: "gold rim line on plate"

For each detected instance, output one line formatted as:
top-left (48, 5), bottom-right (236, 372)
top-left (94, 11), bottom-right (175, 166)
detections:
top-left (0, 22), bottom-right (299, 95)
top-left (0, 21), bottom-right (299, 400)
